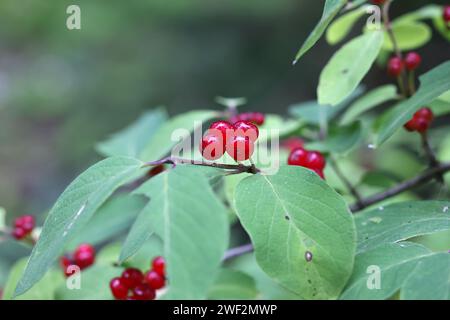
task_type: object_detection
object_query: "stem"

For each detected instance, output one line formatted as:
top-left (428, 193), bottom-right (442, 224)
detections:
top-left (408, 70), bottom-right (416, 96)
top-left (350, 162), bottom-right (450, 212)
top-left (143, 156), bottom-right (260, 174)
top-left (329, 157), bottom-right (364, 207)
top-left (420, 132), bottom-right (444, 183)
top-left (222, 243), bottom-right (254, 262)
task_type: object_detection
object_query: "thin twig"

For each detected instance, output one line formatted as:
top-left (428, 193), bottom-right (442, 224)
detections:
top-left (329, 157), bottom-right (364, 207)
top-left (143, 156), bottom-right (260, 174)
top-left (222, 243), bottom-right (254, 262)
top-left (350, 162), bottom-right (450, 212)
top-left (420, 132), bottom-right (444, 183)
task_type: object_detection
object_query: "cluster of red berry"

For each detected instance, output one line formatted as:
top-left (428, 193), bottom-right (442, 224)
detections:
top-left (12, 215), bottom-right (35, 240)
top-left (387, 52), bottom-right (422, 77)
top-left (200, 118), bottom-right (262, 162)
top-left (109, 256), bottom-right (166, 300)
top-left (287, 147), bottom-right (326, 179)
top-left (60, 244), bottom-right (96, 277)
top-left (230, 112), bottom-right (265, 126)
top-left (404, 107), bottom-right (434, 133)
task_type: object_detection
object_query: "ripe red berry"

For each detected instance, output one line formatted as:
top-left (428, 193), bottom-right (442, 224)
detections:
top-left (387, 56), bottom-right (404, 77)
top-left (12, 227), bottom-right (27, 240)
top-left (131, 283), bottom-right (156, 300)
top-left (404, 52), bottom-right (422, 71)
top-left (444, 5), bottom-right (450, 23)
top-left (403, 119), bottom-right (416, 132)
top-left (110, 277), bottom-right (129, 300)
top-left (14, 215), bottom-right (35, 234)
top-left (403, 107), bottom-right (434, 133)
top-left (287, 147), bottom-right (308, 166)
top-left (233, 120), bottom-right (259, 141)
top-left (251, 112), bottom-right (265, 126)
top-left (73, 244), bottom-right (95, 269)
top-left (121, 268), bottom-right (144, 289)
top-left (60, 256), bottom-right (75, 277)
top-left (227, 134), bottom-right (254, 162)
top-left (306, 151), bottom-right (326, 170)
top-left (152, 256), bottom-right (166, 277)
top-left (200, 133), bottom-right (224, 160)
top-left (144, 270), bottom-right (165, 290)
top-left (230, 112), bottom-right (265, 126)
top-left (415, 107), bottom-right (433, 122)
top-left (371, 0), bottom-right (386, 5)
top-left (414, 117), bottom-right (430, 133)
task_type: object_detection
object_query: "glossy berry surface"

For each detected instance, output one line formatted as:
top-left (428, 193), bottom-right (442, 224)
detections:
top-left (227, 134), bottom-right (254, 162)
top-left (387, 56), bottom-right (404, 77)
top-left (152, 256), bottom-right (166, 277)
top-left (145, 270), bottom-right (165, 290)
top-left (444, 5), bottom-right (450, 23)
top-left (14, 215), bottom-right (35, 233)
top-left (404, 52), bottom-right (422, 71)
top-left (287, 147), bottom-right (308, 166)
top-left (73, 244), bottom-right (95, 269)
top-left (233, 120), bottom-right (259, 141)
top-left (287, 147), bottom-right (326, 179)
top-left (306, 151), bottom-right (326, 170)
top-left (200, 133), bottom-right (224, 160)
top-left (210, 120), bottom-right (234, 144)
top-left (403, 107), bottom-right (434, 133)
top-left (121, 268), bottom-right (144, 289)
top-left (12, 227), bottom-right (27, 240)
top-left (131, 284), bottom-right (156, 300)
top-left (110, 277), bottom-right (129, 300)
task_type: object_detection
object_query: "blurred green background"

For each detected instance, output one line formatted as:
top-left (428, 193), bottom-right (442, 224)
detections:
top-left (0, 0), bottom-right (448, 218)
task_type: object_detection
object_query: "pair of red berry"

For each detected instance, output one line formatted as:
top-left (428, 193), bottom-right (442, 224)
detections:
top-left (287, 147), bottom-right (326, 179)
top-left (388, 52), bottom-right (422, 77)
top-left (110, 256), bottom-right (166, 300)
top-left (230, 112), bottom-right (265, 126)
top-left (200, 120), bottom-right (260, 162)
top-left (60, 243), bottom-right (96, 277)
top-left (403, 107), bottom-right (434, 133)
top-left (12, 215), bottom-right (35, 240)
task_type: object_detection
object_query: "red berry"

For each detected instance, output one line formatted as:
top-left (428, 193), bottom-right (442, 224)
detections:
top-left (251, 112), bottom-right (265, 126)
top-left (148, 165), bottom-right (165, 178)
top-left (387, 56), bottom-right (404, 77)
top-left (14, 215), bottom-right (35, 234)
top-left (152, 256), bottom-right (166, 277)
top-left (110, 277), bottom-right (129, 300)
top-left (233, 120), bottom-right (259, 141)
top-left (306, 151), bottom-right (326, 170)
top-left (403, 119), bottom-right (416, 132)
top-left (12, 227), bottom-right (27, 240)
top-left (121, 268), bottom-right (144, 289)
top-left (404, 52), bottom-right (422, 71)
top-left (75, 243), bottom-right (95, 255)
top-left (371, 0), bottom-right (386, 5)
top-left (414, 117), bottom-right (430, 133)
top-left (287, 147), bottom-right (308, 166)
top-left (415, 107), bottom-right (433, 122)
top-left (144, 270), bottom-right (165, 290)
top-left (60, 256), bottom-right (75, 277)
top-left (227, 134), bottom-right (254, 162)
top-left (200, 133), bottom-right (224, 160)
top-left (210, 121), bottom-right (234, 145)
top-left (73, 246), bottom-right (95, 269)
top-left (444, 5), bottom-right (450, 23)
top-left (281, 137), bottom-right (304, 151)
top-left (131, 283), bottom-right (156, 300)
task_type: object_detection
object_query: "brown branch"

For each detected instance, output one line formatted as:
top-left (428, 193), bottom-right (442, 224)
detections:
top-left (143, 156), bottom-right (260, 174)
top-left (350, 162), bottom-right (450, 212)
top-left (329, 157), bottom-right (364, 207)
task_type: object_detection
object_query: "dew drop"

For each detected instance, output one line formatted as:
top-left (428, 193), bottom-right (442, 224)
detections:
top-left (367, 144), bottom-right (376, 150)
top-left (305, 251), bottom-right (313, 262)
top-left (378, 206), bottom-right (384, 211)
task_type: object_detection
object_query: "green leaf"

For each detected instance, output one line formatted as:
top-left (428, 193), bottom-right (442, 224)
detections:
top-left (234, 165), bottom-right (356, 299)
top-left (326, 6), bottom-right (367, 45)
top-left (258, 114), bottom-right (301, 142)
top-left (318, 31), bottom-right (384, 106)
top-left (376, 61), bottom-right (450, 146)
top-left (3, 258), bottom-right (64, 300)
top-left (340, 242), bottom-right (432, 300)
top-left (67, 195), bottom-right (147, 251)
top-left (383, 22), bottom-right (432, 51)
top-left (0, 207), bottom-right (5, 230)
top-left (207, 269), bottom-right (258, 300)
top-left (96, 108), bottom-right (168, 158)
top-left (289, 86), bottom-right (365, 125)
top-left (55, 264), bottom-right (124, 300)
top-left (139, 110), bottom-right (219, 161)
top-left (120, 165), bottom-right (229, 299)
top-left (400, 253), bottom-right (450, 300)
top-left (340, 85), bottom-right (398, 125)
top-left (434, 14), bottom-right (450, 41)
top-left (394, 4), bottom-right (443, 24)
top-left (355, 201), bottom-right (450, 254)
top-left (14, 156), bottom-right (144, 297)
top-left (293, 0), bottom-right (347, 63)
top-left (306, 122), bottom-right (363, 154)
